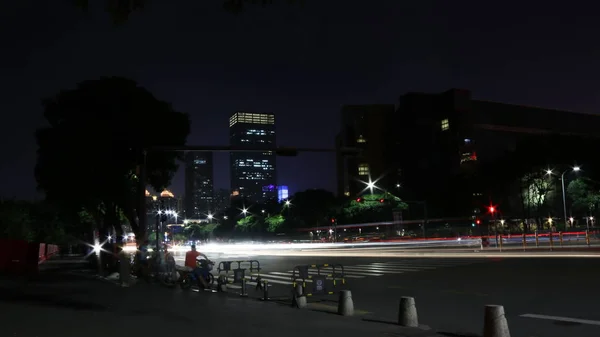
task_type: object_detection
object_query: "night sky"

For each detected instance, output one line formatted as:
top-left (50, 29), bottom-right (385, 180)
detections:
top-left (2, 1), bottom-right (600, 200)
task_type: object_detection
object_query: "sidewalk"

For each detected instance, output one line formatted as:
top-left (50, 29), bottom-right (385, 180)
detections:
top-left (0, 271), bottom-right (442, 337)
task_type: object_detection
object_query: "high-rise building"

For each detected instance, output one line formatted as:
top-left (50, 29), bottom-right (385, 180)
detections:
top-left (229, 112), bottom-right (277, 203)
top-left (185, 152), bottom-right (214, 219)
top-left (277, 185), bottom-right (289, 202)
top-left (335, 104), bottom-right (396, 197)
top-left (213, 188), bottom-right (231, 213)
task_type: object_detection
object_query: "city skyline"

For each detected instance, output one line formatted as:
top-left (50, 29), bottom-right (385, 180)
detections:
top-left (4, 2), bottom-right (600, 200)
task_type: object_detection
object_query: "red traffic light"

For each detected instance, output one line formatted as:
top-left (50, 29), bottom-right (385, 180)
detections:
top-left (476, 219), bottom-right (481, 225)
top-left (379, 199), bottom-right (385, 203)
top-left (488, 206), bottom-right (496, 213)
top-left (331, 218), bottom-right (336, 223)
top-left (356, 198), bottom-right (362, 202)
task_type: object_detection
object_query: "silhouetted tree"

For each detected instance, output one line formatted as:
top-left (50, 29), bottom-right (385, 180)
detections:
top-left (287, 189), bottom-right (337, 227)
top-left (35, 76), bottom-right (190, 242)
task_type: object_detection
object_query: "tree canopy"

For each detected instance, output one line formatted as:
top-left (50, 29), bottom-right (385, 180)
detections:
top-left (568, 178), bottom-right (600, 215)
top-left (35, 76), bottom-right (190, 240)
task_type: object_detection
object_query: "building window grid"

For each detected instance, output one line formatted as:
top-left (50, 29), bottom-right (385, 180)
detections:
top-left (441, 118), bottom-right (450, 131)
top-left (358, 163), bottom-right (369, 176)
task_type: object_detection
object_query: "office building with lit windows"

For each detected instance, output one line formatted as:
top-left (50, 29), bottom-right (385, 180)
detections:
top-left (229, 112), bottom-right (277, 203)
top-left (335, 104), bottom-right (397, 198)
top-left (185, 152), bottom-right (214, 219)
top-left (336, 89), bottom-right (600, 219)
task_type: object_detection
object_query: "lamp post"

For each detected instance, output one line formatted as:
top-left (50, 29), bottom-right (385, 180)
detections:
top-left (546, 166), bottom-right (580, 230)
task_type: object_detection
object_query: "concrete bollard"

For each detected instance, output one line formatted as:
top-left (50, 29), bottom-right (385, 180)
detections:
top-left (483, 305), bottom-right (511, 337)
top-left (292, 284), bottom-right (307, 309)
top-left (398, 296), bottom-right (418, 327)
top-left (337, 290), bottom-right (354, 316)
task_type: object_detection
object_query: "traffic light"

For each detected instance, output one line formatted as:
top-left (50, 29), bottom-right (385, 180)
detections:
top-left (488, 206), bottom-right (496, 213)
top-left (379, 198), bottom-right (385, 203)
top-left (476, 219), bottom-right (481, 225)
top-left (356, 197), bottom-right (362, 203)
top-left (331, 218), bottom-right (336, 224)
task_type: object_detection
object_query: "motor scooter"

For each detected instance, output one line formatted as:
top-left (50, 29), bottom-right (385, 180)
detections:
top-left (176, 259), bottom-right (215, 290)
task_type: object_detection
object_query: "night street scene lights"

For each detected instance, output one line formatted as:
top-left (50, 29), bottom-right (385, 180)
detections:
top-left (546, 166), bottom-right (581, 228)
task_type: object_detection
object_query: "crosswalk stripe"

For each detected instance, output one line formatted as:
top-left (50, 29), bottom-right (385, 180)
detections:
top-left (267, 272), bottom-right (312, 282)
top-left (354, 264), bottom-right (436, 270)
top-left (343, 267), bottom-right (405, 274)
top-left (285, 270), bottom-right (369, 278)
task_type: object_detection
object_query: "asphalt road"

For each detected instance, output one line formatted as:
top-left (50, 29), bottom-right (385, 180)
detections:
top-left (189, 253), bottom-right (600, 337)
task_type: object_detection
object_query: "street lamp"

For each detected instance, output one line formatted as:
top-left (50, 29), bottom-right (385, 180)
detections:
top-left (241, 208), bottom-right (248, 216)
top-left (547, 166), bottom-right (580, 229)
top-left (284, 200), bottom-right (291, 207)
top-left (207, 213), bottom-right (213, 221)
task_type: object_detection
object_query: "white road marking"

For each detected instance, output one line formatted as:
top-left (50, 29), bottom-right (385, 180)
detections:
top-left (354, 264), bottom-right (436, 270)
top-left (267, 272), bottom-right (312, 282)
top-left (343, 267), bottom-right (405, 274)
top-left (286, 270), bottom-right (370, 278)
top-left (520, 313), bottom-right (600, 326)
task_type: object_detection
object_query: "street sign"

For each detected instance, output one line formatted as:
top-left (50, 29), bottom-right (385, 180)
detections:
top-left (312, 275), bottom-right (326, 295)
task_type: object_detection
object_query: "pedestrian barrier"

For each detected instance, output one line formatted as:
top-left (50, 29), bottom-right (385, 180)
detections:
top-left (291, 263), bottom-right (346, 298)
top-left (216, 260), bottom-right (261, 297)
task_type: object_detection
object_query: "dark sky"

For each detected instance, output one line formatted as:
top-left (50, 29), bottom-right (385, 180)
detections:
top-left (2, 1), bottom-right (600, 200)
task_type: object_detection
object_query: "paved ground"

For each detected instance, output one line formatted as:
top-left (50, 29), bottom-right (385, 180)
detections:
top-left (0, 270), bottom-right (441, 337)
top-left (43, 251), bottom-right (600, 337)
top-left (169, 254), bottom-right (600, 337)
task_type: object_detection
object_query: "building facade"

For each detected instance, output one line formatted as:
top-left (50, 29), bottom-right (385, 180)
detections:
top-left (336, 89), bottom-right (600, 220)
top-left (335, 104), bottom-right (397, 197)
top-left (229, 112), bottom-right (277, 203)
top-left (184, 152), bottom-right (214, 219)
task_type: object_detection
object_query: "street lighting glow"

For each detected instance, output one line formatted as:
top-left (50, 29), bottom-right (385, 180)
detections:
top-left (285, 200), bottom-right (291, 206)
top-left (367, 181), bottom-right (375, 189)
top-left (546, 169), bottom-right (553, 175)
top-left (241, 208), bottom-right (248, 215)
top-left (573, 166), bottom-right (581, 171)
top-left (569, 217), bottom-right (574, 223)
top-left (93, 242), bottom-right (102, 254)
top-left (207, 214), bottom-right (213, 220)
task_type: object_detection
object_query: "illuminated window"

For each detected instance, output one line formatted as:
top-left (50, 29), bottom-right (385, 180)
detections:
top-left (357, 135), bottom-right (367, 143)
top-left (358, 163), bottom-right (369, 176)
top-left (441, 119), bottom-right (449, 131)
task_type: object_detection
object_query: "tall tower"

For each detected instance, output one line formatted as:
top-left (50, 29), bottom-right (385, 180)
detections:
top-left (229, 112), bottom-right (277, 203)
top-left (184, 152), bottom-right (214, 219)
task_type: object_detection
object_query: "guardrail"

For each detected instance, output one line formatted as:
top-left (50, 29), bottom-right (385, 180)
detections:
top-left (491, 230), bottom-right (594, 251)
top-left (216, 260), bottom-right (261, 296)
